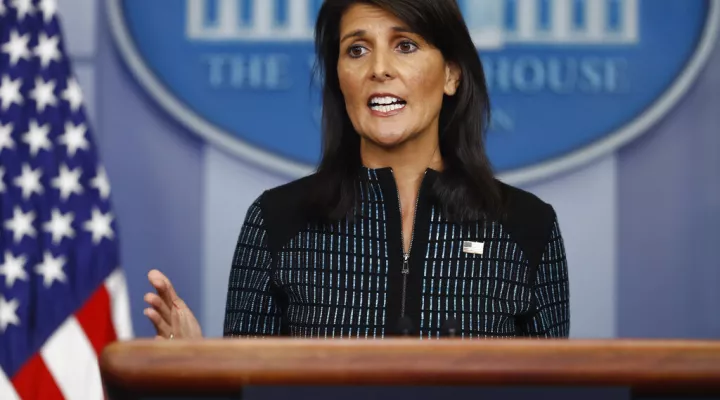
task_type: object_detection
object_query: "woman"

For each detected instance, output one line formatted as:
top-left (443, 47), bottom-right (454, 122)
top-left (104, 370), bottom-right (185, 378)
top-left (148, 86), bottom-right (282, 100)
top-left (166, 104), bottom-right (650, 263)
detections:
top-left (143, 0), bottom-right (570, 339)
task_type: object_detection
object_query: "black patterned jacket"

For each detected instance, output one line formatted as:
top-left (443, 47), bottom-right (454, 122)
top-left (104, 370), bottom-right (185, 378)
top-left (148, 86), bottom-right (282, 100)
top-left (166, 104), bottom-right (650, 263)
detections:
top-left (223, 167), bottom-right (570, 338)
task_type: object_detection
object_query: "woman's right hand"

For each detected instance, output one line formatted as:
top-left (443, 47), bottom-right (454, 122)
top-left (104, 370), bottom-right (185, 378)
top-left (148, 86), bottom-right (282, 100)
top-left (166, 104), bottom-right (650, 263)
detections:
top-left (143, 269), bottom-right (203, 340)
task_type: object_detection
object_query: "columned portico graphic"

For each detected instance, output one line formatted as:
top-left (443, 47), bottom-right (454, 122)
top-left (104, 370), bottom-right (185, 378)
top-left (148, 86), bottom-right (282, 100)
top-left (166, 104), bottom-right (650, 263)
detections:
top-left (186, 0), bottom-right (639, 47)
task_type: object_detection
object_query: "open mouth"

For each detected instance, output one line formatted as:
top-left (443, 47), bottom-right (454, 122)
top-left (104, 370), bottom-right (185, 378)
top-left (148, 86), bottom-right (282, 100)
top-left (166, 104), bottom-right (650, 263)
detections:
top-left (367, 95), bottom-right (407, 113)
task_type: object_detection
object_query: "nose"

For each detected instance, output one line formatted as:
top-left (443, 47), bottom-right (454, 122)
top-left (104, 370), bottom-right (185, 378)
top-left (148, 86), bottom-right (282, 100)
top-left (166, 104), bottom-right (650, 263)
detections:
top-left (369, 51), bottom-right (395, 82)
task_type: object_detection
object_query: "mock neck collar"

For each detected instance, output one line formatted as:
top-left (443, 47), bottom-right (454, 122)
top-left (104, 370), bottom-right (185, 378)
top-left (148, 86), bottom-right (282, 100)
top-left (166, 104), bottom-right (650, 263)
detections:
top-left (358, 166), bottom-right (441, 183)
top-left (359, 165), bottom-right (442, 174)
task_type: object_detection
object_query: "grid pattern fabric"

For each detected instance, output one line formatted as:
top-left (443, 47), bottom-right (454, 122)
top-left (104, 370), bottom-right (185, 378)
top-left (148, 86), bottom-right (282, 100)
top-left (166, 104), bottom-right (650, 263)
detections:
top-left (223, 169), bottom-right (570, 338)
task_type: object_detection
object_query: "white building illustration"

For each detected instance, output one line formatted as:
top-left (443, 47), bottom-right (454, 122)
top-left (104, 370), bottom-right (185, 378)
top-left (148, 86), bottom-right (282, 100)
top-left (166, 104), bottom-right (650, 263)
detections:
top-left (186, 0), bottom-right (639, 47)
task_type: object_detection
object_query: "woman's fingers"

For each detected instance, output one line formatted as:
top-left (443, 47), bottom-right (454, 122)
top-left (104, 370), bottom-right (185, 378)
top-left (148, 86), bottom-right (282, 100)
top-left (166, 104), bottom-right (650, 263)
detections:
top-left (144, 307), bottom-right (172, 337)
top-left (161, 274), bottom-right (181, 307)
top-left (148, 269), bottom-right (180, 309)
top-left (145, 269), bottom-right (201, 339)
top-left (146, 269), bottom-right (180, 338)
top-left (144, 292), bottom-right (172, 324)
top-left (171, 301), bottom-right (182, 335)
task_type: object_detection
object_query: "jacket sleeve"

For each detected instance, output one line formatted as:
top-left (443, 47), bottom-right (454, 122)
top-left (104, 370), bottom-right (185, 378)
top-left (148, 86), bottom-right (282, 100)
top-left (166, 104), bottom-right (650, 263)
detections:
top-left (522, 213), bottom-right (571, 337)
top-left (223, 195), bottom-right (282, 337)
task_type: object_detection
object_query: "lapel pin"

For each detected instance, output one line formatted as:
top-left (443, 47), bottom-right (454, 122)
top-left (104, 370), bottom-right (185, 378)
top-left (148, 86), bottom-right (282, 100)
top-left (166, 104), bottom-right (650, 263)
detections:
top-left (462, 241), bottom-right (484, 255)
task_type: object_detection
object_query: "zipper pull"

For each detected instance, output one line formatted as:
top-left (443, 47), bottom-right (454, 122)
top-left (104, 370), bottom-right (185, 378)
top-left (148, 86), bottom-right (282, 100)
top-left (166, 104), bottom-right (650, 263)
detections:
top-left (402, 253), bottom-right (410, 274)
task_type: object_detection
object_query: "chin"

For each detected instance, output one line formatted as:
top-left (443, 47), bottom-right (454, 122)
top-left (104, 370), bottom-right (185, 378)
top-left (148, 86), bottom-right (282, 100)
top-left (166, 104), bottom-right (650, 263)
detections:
top-left (366, 131), bottom-right (410, 148)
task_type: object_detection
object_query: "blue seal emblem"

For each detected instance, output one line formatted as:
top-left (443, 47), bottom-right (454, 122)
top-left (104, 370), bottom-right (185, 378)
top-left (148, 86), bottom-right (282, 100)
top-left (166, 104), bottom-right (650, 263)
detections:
top-left (108, 0), bottom-right (719, 184)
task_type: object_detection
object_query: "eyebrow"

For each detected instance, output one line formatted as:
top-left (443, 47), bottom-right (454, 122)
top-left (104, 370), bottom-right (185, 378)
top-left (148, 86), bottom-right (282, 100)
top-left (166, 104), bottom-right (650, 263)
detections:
top-left (340, 26), bottom-right (414, 43)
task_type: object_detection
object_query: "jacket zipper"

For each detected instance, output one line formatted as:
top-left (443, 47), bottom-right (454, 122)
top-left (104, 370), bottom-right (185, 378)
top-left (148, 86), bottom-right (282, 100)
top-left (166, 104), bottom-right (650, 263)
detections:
top-left (394, 170), bottom-right (424, 319)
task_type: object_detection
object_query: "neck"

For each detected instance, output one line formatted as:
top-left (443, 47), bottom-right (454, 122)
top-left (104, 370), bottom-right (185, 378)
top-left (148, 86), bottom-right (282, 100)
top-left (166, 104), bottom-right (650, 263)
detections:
top-left (360, 134), bottom-right (442, 189)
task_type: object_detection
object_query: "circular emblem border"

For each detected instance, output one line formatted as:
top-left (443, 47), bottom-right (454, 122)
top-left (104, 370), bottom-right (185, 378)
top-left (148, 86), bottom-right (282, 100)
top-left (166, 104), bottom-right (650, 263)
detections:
top-left (106, 0), bottom-right (720, 185)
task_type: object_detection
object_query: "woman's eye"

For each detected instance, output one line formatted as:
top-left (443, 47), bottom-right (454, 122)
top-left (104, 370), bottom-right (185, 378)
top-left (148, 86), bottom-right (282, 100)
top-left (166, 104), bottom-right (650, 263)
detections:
top-left (397, 41), bottom-right (418, 53)
top-left (348, 45), bottom-right (367, 58)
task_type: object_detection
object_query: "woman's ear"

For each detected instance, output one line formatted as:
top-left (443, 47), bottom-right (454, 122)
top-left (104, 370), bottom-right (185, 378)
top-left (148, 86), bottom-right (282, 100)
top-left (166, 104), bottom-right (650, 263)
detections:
top-left (444, 62), bottom-right (461, 96)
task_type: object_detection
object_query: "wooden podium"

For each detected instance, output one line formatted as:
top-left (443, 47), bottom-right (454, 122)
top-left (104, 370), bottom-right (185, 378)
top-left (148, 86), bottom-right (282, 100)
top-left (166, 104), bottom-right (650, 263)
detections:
top-left (99, 339), bottom-right (720, 400)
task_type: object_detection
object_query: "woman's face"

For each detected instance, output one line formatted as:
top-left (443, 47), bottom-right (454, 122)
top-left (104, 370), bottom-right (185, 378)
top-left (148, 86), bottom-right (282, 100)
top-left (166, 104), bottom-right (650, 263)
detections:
top-left (337, 4), bottom-right (460, 150)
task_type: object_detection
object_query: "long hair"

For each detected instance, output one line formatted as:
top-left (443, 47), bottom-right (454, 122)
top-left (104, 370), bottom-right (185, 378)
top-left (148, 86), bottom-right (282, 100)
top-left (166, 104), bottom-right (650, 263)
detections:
top-left (308, 0), bottom-right (501, 222)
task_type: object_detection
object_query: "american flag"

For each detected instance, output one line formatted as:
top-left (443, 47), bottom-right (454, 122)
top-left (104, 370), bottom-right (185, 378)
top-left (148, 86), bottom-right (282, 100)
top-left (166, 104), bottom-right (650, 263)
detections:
top-left (0, 0), bottom-right (133, 399)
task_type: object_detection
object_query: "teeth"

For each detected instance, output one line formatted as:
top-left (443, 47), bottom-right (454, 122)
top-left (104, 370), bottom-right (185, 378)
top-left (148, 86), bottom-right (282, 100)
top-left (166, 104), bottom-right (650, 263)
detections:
top-left (370, 96), bottom-right (403, 105)
top-left (370, 103), bottom-right (405, 113)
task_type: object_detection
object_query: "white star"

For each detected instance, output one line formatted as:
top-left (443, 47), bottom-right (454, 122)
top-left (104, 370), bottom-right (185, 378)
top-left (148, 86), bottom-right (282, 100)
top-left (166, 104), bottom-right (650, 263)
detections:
top-left (34, 33), bottom-right (61, 68)
top-left (84, 207), bottom-right (114, 244)
top-left (29, 77), bottom-right (57, 112)
top-left (62, 78), bottom-right (83, 112)
top-left (0, 296), bottom-right (20, 333)
top-left (22, 120), bottom-right (52, 156)
top-left (43, 208), bottom-right (75, 245)
top-left (0, 2), bottom-right (6, 16)
top-left (0, 251), bottom-right (28, 288)
top-left (0, 75), bottom-right (23, 111)
top-left (52, 164), bottom-right (83, 201)
top-left (0, 167), bottom-right (5, 193)
top-left (4, 206), bottom-right (36, 243)
top-left (91, 166), bottom-right (111, 199)
top-left (13, 163), bottom-right (43, 199)
top-left (0, 122), bottom-right (14, 153)
top-left (12, 0), bottom-right (35, 20)
top-left (35, 251), bottom-right (66, 288)
top-left (58, 121), bottom-right (89, 157)
top-left (38, 0), bottom-right (57, 23)
top-left (1, 30), bottom-right (31, 66)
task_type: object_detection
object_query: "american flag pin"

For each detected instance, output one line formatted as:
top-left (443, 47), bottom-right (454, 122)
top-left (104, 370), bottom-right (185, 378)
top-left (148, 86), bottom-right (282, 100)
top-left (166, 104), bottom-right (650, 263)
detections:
top-left (462, 241), bottom-right (484, 255)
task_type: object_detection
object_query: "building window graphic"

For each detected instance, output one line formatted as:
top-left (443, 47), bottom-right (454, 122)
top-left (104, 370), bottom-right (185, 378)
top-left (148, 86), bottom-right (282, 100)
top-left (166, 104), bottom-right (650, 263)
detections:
top-left (538, 0), bottom-right (552, 31)
top-left (187, 0), bottom-right (321, 40)
top-left (463, 0), bottom-right (638, 47)
top-left (572, 0), bottom-right (586, 31)
top-left (608, 0), bottom-right (622, 31)
top-left (505, 0), bottom-right (517, 32)
top-left (186, 0), bottom-right (639, 46)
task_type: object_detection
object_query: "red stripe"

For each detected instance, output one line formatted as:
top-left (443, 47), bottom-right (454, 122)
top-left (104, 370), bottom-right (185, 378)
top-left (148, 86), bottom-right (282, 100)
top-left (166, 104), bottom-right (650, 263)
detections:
top-left (11, 354), bottom-right (65, 400)
top-left (75, 285), bottom-right (118, 357)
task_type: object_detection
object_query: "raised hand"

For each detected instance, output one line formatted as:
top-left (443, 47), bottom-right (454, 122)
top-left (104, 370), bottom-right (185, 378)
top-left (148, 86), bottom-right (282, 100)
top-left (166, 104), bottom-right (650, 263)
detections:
top-left (143, 269), bottom-right (203, 340)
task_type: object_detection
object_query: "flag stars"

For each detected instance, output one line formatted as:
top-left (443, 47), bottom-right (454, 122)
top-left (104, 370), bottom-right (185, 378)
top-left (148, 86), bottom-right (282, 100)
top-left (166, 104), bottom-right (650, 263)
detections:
top-left (30, 77), bottom-right (58, 112)
top-left (4, 206), bottom-right (36, 243)
top-left (91, 166), bottom-right (111, 199)
top-left (1, 30), bottom-right (31, 66)
top-left (14, 163), bottom-right (43, 199)
top-left (58, 121), bottom-right (89, 156)
top-left (0, 75), bottom-right (23, 111)
top-left (84, 208), bottom-right (114, 244)
top-left (12, 0), bottom-right (35, 20)
top-left (52, 164), bottom-right (83, 201)
top-left (43, 209), bottom-right (75, 245)
top-left (0, 251), bottom-right (28, 288)
top-left (0, 122), bottom-right (13, 153)
top-left (35, 33), bottom-right (61, 68)
top-left (22, 120), bottom-right (52, 156)
top-left (0, 295), bottom-right (20, 333)
top-left (38, 0), bottom-right (57, 23)
top-left (35, 251), bottom-right (67, 288)
top-left (0, 0), bottom-right (127, 344)
top-left (62, 78), bottom-right (83, 112)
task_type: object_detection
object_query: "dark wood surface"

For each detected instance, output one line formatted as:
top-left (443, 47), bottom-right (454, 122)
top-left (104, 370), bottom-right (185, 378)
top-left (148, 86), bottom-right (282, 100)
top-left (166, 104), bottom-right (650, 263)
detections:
top-left (99, 339), bottom-right (720, 397)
